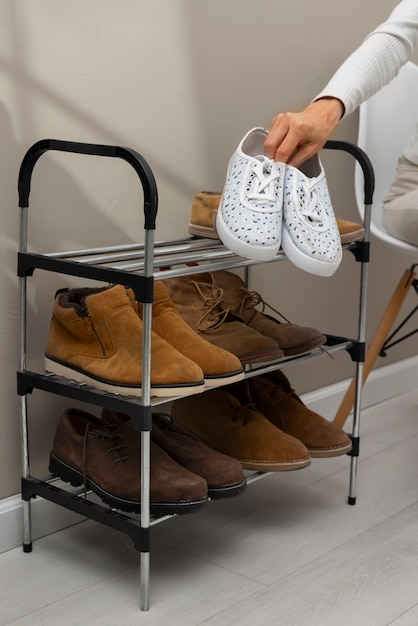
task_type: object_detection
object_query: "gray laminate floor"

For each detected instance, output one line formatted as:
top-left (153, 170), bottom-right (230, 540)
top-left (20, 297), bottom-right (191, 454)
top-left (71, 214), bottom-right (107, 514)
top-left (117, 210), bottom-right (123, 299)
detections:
top-left (1, 388), bottom-right (418, 625)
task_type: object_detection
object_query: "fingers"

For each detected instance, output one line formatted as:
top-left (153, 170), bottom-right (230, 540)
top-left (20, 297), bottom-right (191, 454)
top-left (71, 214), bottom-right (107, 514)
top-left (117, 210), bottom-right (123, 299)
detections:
top-left (264, 112), bottom-right (304, 162)
top-left (264, 99), bottom-right (343, 165)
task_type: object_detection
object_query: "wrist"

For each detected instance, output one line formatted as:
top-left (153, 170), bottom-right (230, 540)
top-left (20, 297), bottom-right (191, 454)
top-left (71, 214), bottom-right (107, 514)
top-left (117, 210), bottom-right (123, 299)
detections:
top-left (309, 97), bottom-right (345, 126)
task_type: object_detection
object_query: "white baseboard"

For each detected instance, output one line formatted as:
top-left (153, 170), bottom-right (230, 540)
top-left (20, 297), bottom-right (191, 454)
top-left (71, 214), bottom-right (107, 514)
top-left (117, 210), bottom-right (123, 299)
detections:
top-left (303, 353), bottom-right (418, 421)
top-left (1, 355), bottom-right (418, 555)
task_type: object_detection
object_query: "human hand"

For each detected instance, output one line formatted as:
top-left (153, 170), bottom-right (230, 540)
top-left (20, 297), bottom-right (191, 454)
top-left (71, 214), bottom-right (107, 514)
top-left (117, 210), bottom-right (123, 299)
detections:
top-left (264, 97), bottom-right (345, 167)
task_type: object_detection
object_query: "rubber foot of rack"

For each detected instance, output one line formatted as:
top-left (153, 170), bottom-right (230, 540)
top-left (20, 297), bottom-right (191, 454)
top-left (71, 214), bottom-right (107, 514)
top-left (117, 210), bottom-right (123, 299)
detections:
top-left (348, 496), bottom-right (356, 506)
top-left (23, 543), bottom-right (32, 553)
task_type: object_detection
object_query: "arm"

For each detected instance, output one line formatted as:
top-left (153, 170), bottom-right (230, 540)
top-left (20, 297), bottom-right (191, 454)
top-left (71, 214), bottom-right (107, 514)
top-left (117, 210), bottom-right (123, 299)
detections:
top-left (265, 0), bottom-right (418, 166)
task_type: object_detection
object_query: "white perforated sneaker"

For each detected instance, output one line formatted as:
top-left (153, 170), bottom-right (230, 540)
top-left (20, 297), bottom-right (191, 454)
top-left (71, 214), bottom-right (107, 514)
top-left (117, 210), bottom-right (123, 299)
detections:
top-left (281, 155), bottom-right (342, 277)
top-left (216, 127), bottom-right (285, 261)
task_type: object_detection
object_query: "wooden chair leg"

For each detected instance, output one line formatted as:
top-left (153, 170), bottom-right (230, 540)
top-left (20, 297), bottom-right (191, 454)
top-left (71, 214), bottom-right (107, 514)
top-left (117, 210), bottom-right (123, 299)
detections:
top-left (333, 268), bottom-right (417, 428)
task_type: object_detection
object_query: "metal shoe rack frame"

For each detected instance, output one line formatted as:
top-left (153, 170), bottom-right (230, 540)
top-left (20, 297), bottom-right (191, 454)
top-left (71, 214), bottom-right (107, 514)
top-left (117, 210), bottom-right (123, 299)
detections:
top-left (17, 138), bottom-right (374, 611)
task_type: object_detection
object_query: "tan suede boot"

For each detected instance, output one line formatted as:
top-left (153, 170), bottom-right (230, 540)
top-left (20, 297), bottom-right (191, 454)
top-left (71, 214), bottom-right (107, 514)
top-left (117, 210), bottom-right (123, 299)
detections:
top-left (135, 281), bottom-right (244, 387)
top-left (188, 191), bottom-right (365, 244)
top-left (49, 408), bottom-right (208, 514)
top-left (188, 191), bottom-right (221, 239)
top-left (213, 270), bottom-right (326, 356)
top-left (44, 284), bottom-right (205, 397)
top-left (248, 371), bottom-right (352, 457)
top-left (162, 273), bottom-right (284, 364)
top-left (170, 383), bottom-right (311, 471)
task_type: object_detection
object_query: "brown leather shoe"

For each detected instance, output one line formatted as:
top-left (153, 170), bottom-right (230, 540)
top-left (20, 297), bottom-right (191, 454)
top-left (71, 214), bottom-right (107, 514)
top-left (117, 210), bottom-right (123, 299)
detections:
top-left (102, 409), bottom-right (247, 499)
top-left (170, 383), bottom-right (311, 472)
top-left (162, 273), bottom-right (284, 364)
top-left (135, 281), bottom-right (244, 387)
top-left (213, 270), bottom-right (327, 356)
top-left (44, 284), bottom-right (205, 397)
top-left (248, 371), bottom-right (352, 457)
top-left (49, 408), bottom-right (208, 514)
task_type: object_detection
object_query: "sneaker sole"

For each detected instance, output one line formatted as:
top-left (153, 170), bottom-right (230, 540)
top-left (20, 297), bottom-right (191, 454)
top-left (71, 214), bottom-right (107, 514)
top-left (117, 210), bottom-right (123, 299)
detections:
top-left (49, 452), bottom-right (208, 515)
top-left (44, 356), bottom-right (205, 398)
top-left (216, 208), bottom-right (281, 262)
top-left (281, 226), bottom-right (341, 277)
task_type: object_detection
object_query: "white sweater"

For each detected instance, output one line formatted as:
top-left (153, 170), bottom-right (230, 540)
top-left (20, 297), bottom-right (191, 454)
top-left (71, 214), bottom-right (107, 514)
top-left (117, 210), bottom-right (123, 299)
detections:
top-left (315, 0), bottom-right (418, 163)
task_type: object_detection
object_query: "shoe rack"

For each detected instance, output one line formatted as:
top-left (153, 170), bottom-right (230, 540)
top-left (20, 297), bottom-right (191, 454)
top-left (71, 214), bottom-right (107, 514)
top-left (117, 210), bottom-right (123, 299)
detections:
top-left (16, 138), bottom-right (374, 611)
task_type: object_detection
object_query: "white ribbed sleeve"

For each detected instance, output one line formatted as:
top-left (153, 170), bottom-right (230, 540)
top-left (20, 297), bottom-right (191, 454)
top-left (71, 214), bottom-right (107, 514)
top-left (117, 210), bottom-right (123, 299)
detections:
top-left (315, 0), bottom-right (418, 117)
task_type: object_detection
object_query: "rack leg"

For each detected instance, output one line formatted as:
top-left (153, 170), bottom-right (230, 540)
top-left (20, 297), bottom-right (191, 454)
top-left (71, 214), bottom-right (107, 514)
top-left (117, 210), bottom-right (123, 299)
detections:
top-left (19, 393), bottom-right (33, 551)
top-left (140, 552), bottom-right (150, 611)
top-left (348, 456), bottom-right (359, 506)
top-left (139, 429), bottom-right (151, 610)
top-left (22, 499), bottom-right (32, 552)
top-left (333, 268), bottom-right (417, 428)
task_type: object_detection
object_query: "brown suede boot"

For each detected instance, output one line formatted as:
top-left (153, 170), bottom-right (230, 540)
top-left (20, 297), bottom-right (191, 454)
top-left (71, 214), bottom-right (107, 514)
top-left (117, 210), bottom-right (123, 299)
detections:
top-left (213, 270), bottom-right (326, 356)
top-left (248, 371), bottom-right (352, 457)
top-left (162, 273), bottom-right (284, 364)
top-left (101, 409), bottom-right (247, 499)
top-left (188, 191), bottom-right (365, 244)
top-left (49, 408), bottom-right (208, 514)
top-left (135, 281), bottom-right (244, 387)
top-left (44, 284), bottom-right (205, 397)
top-left (170, 383), bottom-right (311, 472)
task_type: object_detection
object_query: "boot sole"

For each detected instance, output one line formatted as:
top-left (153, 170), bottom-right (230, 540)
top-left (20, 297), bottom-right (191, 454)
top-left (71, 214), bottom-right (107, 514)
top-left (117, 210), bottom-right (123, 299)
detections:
top-left (44, 356), bottom-right (205, 398)
top-left (308, 440), bottom-right (353, 458)
top-left (204, 369), bottom-right (245, 388)
top-left (238, 349), bottom-right (284, 364)
top-left (49, 452), bottom-right (208, 515)
top-left (240, 457), bottom-right (311, 472)
top-left (280, 336), bottom-right (327, 357)
top-left (208, 477), bottom-right (247, 500)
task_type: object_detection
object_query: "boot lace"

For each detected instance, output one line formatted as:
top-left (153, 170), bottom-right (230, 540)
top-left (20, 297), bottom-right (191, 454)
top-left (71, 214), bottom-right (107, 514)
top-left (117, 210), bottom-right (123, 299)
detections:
top-left (236, 287), bottom-right (292, 323)
top-left (236, 287), bottom-right (332, 358)
top-left (82, 423), bottom-right (130, 499)
top-left (247, 156), bottom-right (282, 205)
top-left (230, 402), bottom-right (258, 423)
top-left (153, 413), bottom-right (202, 442)
top-left (191, 280), bottom-right (232, 332)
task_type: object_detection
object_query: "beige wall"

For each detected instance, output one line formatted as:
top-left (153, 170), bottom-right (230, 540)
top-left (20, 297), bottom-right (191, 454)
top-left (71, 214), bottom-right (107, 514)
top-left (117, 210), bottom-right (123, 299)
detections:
top-left (1, 0), bottom-right (415, 499)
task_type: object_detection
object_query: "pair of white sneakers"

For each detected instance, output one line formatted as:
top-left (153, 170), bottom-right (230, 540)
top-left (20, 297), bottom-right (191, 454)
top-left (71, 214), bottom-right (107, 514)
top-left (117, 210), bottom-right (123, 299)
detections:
top-left (216, 127), bottom-right (342, 277)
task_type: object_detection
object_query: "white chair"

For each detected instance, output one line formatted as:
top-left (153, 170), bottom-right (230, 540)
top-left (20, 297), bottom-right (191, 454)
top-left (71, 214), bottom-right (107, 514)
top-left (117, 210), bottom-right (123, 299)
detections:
top-left (334, 61), bottom-right (418, 427)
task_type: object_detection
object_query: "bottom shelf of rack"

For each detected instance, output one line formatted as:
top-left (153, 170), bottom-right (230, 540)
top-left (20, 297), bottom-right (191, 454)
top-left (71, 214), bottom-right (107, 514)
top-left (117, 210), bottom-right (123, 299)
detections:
top-left (21, 466), bottom-right (291, 553)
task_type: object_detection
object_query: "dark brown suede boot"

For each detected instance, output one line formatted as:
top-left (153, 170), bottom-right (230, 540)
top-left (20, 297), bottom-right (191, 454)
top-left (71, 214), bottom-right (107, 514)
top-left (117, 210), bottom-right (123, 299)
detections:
top-left (170, 383), bottom-right (311, 472)
top-left (44, 284), bottom-right (205, 397)
top-left (49, 408), bottom-right (208, 514)
top-left (213, 270), bottom-right (326, 356)
top-left (248, 371), bottom-right (352, 457)
top-left (162, 274), bottom-right (284, 364)
top-left (101, 409), bottom-right (247, 499)
top-left (135, 281), bottom-right (244, 387)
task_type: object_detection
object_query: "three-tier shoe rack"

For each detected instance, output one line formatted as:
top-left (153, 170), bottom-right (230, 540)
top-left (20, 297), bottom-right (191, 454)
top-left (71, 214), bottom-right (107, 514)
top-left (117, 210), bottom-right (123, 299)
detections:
top-left (17, 138), bottom-right (374, 611)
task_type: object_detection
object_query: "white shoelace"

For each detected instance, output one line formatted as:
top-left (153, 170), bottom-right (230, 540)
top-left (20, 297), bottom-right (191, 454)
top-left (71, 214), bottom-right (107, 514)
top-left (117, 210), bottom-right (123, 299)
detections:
top-left (300, 180), bottom-right (321, 222)
top-left (247, 156), bottom-right (281, 204)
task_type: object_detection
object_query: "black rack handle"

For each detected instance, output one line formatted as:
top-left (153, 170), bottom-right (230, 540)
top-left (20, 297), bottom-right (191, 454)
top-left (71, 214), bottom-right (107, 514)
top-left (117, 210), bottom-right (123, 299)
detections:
top-left (18, 139), bottom-right (158, 230)
top-left (324, 139), bottom-right (375, 206)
